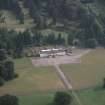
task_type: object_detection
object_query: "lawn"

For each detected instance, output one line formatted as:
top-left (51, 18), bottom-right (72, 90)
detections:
top-left (18, 87), bottom-right (105, 105)
top-left (76, 87), bottom-right (105, 105)
top-left (61, 48), bottom-right (105, 89)
top-left (1, 10), bottom-right (35, 32)
top-left (19, 92), bottom-right (78, 105)
top-left (19, 91), bottom-right (79, 105)
top-left (0, 57), bottom-right (64, 96)
top-left (19, 92), bottom-right (54, 105)
top-left (40, 29), bottom-right (68, 36)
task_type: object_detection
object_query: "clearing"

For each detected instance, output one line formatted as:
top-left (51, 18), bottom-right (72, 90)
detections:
top-left (0, 48), bottom-right (105, 105)
top-left (0, 10), bottom-right (35, 32)
top-left (61, 48), bottom-right (105, 89)
top-left (0, 57), bottom-right (64, 96)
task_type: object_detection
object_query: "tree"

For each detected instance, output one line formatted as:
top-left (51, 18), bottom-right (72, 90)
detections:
top-left (47, 33), bottom-right (56, 45)
top-left (103, 78), bottom-right (105, 88)
top-left (0, 29), bottom-right (17, 56)
top-left (81, 0), bottom-right (94, 4)
top-left (4, 60), bottom-right (15, 81)
top-left (33, 32), bottom-right (42, 46)
top-left (0, 56), bottom-right (16, 82)
top-left (53, 92), bottom-right (72, 105)
top-left (14, 32), bottom-right (24, 58)
top-left (99, 0), bottom-right (105, 4)
top-left (67, 32), bottom-right (75, 45)
top-left (0, 94), bottom-right (19, 105)
top-left (0, 60), bottom-right (15, 81)
top-left (0, 77), bottom-right (4, 86)
top-left (56, 33), bottom-right (65, 45)
top-left (85, 38), bottom-right (97, 48)
top-left (0, 49), bottom-right (7, 61)
top-left (0, 64), bottom-right (4, 78)
top-left (23, 30), bottom-right (32, 46)
top-left (19, 12), bottom-right (24, 24)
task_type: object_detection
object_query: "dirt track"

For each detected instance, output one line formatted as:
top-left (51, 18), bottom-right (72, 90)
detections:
top-left (54, 65), bottom-right (83, 105)
top-left (54, 64), bottom-right (72, 90)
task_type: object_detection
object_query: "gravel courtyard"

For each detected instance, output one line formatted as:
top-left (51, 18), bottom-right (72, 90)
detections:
top-left (31, 49), bottom-right (90, 67)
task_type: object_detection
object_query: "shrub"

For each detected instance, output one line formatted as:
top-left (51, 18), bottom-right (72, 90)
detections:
top-left (14, 73), bottom-right (19, 78)
top-left (53, 92), bottom-right (72, 105)
top-left (86, 39), bottom-right (97, 48)
top-left (0, 77), bottom-right (5, 86)
top-left (0, 94), bottom-right (19, 105)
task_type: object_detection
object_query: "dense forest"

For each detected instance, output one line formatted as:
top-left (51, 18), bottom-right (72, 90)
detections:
top-left (0, 0), bottom-right (105, 54)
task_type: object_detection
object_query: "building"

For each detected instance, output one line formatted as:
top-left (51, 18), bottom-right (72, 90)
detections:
top-left (39, 48), bottom-right (66, 58)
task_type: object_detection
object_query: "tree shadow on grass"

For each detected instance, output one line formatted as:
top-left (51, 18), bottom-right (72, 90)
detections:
top-left (93, 86), bottom-right (105, 92)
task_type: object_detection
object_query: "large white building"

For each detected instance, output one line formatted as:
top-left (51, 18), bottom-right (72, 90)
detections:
top-left (39, 48), bottom-right (66, 58)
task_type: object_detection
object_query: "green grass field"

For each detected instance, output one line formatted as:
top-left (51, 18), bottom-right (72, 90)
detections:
top-left (61, 48), bottom-right (105, 89)
top-left (19, 92), bottom-right (54, 105)
top-left (0, 57), bottom-right (64, 95)
top-left (19, 91), bottom-right (79, 105)
top-left (19, 88), bottom-right (105, 105)
top-left (1, 48), bottom-right (105, 105)
top-left (76, 88), bottom-right (105, 105)
top-left (14, 48), bottom-right (105, 105)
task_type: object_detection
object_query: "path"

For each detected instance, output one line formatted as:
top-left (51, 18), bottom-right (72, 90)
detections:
top-left (54, 64), bottom-right (72, 90)
top-left (53, 50), bottom-right (91, 105)
top-left (73, 49), bottom-right (91, 59)
top-left (54, 64), bottom-right (83, 105)
top-left (32, 49), bottom-right (91, 105)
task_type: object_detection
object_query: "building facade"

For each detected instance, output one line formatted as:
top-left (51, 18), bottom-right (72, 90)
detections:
top-left (39, 48), bottom-right (66, 58)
